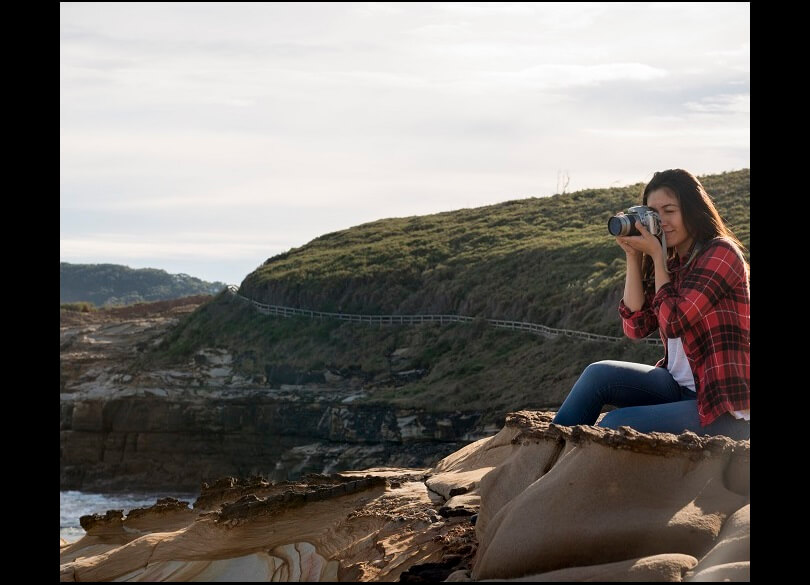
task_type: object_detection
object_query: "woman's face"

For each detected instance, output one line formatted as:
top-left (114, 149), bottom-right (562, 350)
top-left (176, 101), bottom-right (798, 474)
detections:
top-left (646, 188), bottom-right (693, 255)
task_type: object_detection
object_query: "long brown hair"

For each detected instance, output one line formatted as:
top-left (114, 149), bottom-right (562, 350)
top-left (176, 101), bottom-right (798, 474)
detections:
top-left (640, 169), bottom-right (748, 289)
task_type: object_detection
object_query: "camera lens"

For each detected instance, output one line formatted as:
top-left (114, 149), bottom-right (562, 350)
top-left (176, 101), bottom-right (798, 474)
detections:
top-left (608, 215), bottom-right (628, 236)
top-left (608, 214), bottom-right (640, 236)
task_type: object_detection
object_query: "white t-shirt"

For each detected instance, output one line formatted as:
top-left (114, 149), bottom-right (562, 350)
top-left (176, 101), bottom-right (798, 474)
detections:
top-left (667, 337), bottom-right (696, 391)
top-left (667, 337), bottom-right (749, 421)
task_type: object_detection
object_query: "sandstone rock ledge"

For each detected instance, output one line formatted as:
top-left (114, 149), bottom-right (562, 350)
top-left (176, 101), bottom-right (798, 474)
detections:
top-left (59, 410), bottom-right (749, 582)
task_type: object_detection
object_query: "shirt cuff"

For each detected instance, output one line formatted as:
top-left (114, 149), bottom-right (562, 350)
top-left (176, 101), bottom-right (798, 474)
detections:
top-left (618, 299), bottom-right (642, 319)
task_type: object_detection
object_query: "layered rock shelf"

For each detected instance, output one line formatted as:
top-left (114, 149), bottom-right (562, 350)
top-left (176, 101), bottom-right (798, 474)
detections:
top-left (60, 301), bottom-right (490, 491)
top-left (60, 411), bottom-right (749, 582)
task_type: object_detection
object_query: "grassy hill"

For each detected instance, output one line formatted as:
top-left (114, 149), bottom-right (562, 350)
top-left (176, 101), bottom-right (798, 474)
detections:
top-left (60, 263), bottom-right (227, 307)
top-left (142, 169), bottom-right (749, 423)
top-left (241, 169), bottom-right (748, 336)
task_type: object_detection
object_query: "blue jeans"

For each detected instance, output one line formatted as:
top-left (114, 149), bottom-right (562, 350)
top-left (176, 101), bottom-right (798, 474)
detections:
top-left (552, 360), bottom-right (750, 440)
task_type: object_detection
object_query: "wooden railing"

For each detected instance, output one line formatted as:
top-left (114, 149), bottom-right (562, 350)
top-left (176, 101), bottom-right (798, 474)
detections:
top-left (225, 285), bottom-right (660, 346)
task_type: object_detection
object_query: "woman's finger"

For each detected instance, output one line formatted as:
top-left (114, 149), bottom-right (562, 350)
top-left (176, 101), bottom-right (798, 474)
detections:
top-left (635, 220), bottom-right (650, 235)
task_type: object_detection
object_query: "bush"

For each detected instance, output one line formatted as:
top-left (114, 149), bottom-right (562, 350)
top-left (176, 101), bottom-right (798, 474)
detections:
top-left (60, 301), bottom-right (95, 313)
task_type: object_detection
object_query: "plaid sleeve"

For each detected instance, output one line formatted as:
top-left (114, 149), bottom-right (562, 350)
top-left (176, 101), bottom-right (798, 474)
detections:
top-left (652, 239), bottom-right (746, 339)
top-left (618, 296), bottom-right (658, 340)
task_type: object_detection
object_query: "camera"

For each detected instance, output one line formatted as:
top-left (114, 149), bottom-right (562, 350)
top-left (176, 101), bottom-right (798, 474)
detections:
top-left (607, 205), bottom-right (662, 237)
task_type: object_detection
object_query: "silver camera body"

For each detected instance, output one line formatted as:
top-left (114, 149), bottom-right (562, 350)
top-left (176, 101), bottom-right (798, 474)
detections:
top-left (607, 205), bottom-right (662, 237)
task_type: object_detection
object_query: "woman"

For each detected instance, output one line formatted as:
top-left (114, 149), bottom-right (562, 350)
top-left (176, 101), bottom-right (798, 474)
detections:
top-left (552, 169), bottom-right (750, 440)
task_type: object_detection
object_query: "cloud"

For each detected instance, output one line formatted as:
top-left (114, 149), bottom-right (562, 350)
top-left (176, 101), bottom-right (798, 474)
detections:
top-left (60, 232), bottom-right (287, 261)
top-left (406, 22), bottom-right (471, 38)
top-left (476, 62), bottom-right (668, 91)
top-left (584, 123), bottom-right (749, 150)
top-left (436, 1), bottom-right (602, 22)
top-left (684, 93), bottom-right (749, 114)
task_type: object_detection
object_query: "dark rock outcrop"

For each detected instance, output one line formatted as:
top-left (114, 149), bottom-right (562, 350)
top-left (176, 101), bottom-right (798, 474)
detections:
top-left (60, 390), bottom-right (482, 491)
top-left (61, 301), bottom-right (489, 492)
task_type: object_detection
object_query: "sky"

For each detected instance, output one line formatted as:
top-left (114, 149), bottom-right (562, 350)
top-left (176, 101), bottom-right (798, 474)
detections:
top-left (60, 2), bottom-right (750, 286)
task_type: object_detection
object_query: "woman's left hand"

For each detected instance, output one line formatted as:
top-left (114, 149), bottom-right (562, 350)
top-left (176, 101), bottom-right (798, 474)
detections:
top-left (616, 221), bottom-right (664, 258)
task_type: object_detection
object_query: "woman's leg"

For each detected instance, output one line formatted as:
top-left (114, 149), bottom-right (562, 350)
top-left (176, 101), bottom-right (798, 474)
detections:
top-left (599, 399), bottom-right (751, 440)
top-left (552, 360), bottom-right (683, 427)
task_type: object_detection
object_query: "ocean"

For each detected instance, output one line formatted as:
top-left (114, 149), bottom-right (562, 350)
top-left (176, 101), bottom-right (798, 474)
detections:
top-left (60, 490), bottom-right (199, 543)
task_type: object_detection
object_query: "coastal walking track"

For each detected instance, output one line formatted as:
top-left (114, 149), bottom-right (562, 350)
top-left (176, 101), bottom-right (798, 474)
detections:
top-left (226, 285), bottom-right (660, 346)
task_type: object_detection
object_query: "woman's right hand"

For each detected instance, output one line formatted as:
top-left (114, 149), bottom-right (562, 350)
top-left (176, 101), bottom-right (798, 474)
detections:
top-left (616, 235), bottom-right (643, 262)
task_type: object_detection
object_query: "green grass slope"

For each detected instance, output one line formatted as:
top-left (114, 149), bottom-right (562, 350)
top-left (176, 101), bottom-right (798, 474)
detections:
top-left (241, 169), bottom-right (748, 336)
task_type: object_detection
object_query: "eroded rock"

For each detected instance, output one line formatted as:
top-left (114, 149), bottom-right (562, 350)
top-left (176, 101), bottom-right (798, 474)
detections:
top-left (471, 411), bottom-right (749, 581)
top-left (60, 409), bottom-right (750, 582)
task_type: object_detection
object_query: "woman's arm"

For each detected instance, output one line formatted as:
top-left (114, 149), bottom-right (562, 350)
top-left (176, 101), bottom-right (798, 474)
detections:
top-left (622, 250), bottom-right (645, 312)
top-left (616, 237), bottom-right (658, 339)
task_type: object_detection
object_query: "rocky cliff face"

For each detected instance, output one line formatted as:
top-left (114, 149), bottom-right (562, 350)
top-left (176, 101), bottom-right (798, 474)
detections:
top-left (60, 300), bottom-right (490, 491)
top-left (60, 387), bottom-right (483, 491)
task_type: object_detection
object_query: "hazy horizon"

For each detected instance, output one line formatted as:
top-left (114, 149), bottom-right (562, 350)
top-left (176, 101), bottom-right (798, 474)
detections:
top-left (61, 2), bottom-right (750, 285)
top-left (59, 166), bottom-right (745, 286)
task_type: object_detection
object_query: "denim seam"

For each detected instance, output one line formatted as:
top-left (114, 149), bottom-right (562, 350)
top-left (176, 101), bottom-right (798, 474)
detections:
top-left (603, 383), bottom-right (681, 405)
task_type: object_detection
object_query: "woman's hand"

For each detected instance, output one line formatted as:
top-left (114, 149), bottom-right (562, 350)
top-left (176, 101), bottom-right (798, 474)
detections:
top-left (616, 234), bottom-right (642, 260)
top-left (616, 220), bottom-right (663, 259)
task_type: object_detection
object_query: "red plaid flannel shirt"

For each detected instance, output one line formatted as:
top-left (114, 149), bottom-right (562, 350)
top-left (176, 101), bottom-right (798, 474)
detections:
top-left (618, 237), bottom-right (750, 426)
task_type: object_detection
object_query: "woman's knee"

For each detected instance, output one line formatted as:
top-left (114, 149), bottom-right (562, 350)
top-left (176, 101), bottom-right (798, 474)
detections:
top-left (578, 360), bottom-right (621, 387)
top-left (597, 409), bottom-right (626, 430)
top-left (581, 360), bottom-right (612, 378)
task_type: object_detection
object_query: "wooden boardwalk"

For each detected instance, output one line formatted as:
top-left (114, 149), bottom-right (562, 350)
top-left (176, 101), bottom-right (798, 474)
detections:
top-left (226, 285), bottom-right (660, 346)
